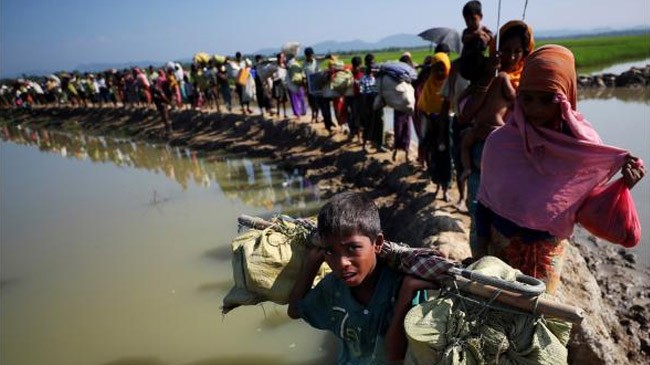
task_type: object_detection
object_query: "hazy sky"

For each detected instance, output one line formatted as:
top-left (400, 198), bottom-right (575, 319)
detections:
top-left (1, 0), bottom-right (648, 77)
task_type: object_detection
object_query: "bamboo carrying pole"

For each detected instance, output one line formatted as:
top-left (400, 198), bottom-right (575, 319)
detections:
top-left (451, 276), bottom-right (584, 324)
top-left (236, 215), bottom-right (584, 324)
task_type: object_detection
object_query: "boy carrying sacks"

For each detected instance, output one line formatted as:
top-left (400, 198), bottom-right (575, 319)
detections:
top-left (458, 21), bottom-right (534, 183)
top-left (288, 192), bottom-right (437, 364)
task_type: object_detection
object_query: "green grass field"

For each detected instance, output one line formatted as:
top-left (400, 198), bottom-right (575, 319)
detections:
top-left (332, 33), bottom-right (650, 73)
top-left (538, 34), bottom-right (650, 70)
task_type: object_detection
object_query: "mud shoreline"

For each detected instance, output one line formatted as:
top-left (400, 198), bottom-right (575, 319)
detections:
top-left (1, 106), bottom-right (648, 364)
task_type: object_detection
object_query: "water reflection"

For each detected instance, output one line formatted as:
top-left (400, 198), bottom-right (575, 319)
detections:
top-left (1, 122), bottom-right (331, 365)
top-left (0, 124), bottom-right (320, 215)
top-left (579, 87), bottom-right (650, 104)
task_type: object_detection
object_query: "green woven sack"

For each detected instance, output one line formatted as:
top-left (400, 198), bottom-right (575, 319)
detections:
top-left (404, 256), bottom-right (572, 365)
top-left (222, 219), bottom-right (330, 313)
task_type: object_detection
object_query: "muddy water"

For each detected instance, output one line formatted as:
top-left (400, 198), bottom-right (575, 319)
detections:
top-left (0, 127), bottom-right (334, 365)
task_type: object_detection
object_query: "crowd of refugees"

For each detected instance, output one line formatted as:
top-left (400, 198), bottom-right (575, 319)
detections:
top-left (2, 1), bottom-right (646, 363)
top-left (288, 1), bottom-right (646, 364)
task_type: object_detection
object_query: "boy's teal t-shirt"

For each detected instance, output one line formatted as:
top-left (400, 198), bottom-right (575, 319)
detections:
top-left (299, 265), bottom-right (411, 365)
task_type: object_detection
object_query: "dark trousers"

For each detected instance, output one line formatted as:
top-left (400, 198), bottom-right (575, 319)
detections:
top-left (317, 96), bottom-right (335, 131)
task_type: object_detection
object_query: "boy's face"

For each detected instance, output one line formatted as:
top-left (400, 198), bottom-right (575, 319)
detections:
top-left (499, 37), bottom-right (525, 72)
top-left (322, 233), bottom-right (382, 287)
top-left (519, 90), bottom-right (562, 129)
top-left (464, 14), bottom-right (481, 30)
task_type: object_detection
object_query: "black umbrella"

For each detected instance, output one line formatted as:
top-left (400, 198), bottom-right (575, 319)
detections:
top-left (417, 27), bottom-right (462, 54)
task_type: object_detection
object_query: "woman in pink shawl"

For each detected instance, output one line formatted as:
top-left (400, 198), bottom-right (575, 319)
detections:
top-left (133, 67), bottom-right (152, 105)
top-left (475, 45), bottom-right (645, 294)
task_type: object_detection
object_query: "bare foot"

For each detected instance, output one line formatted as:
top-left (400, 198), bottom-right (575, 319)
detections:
top-left (456, 199), bottom-right (468, 213)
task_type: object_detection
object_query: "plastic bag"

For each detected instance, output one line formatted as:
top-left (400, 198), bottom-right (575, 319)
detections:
top-left (576, 178), bottom-right (641, 248)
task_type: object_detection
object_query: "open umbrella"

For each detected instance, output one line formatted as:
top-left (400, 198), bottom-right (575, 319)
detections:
top-left (417, 27), bottom-right (462, 54)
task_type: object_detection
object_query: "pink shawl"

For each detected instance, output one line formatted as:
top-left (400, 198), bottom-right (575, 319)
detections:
top-left (477, 45), bottom-right (629, 238)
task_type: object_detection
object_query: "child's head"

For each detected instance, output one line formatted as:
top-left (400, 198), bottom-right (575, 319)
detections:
top-left (434, 43), bottom-right (451, 55)
top-left (304, 47), bottom-right (314, 60)
top-left (498, 22), bottom-right (533, 73)
top-left (351, 56), bottom-right (362, 69)
top-left (364, 53), bottom-right (375, 68)
top-left (317, 192), bottom-right (383, 287)
top-left (518, 45), bottom-right (576, 129)
top-left (399, 52), bottom-right (413, 66)
top-left (462, 1), bottom-right (483, 30)
top-left (276, 52), bottom-right (286, 65)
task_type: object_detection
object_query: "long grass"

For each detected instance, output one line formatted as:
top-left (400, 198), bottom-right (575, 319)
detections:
top-left (537, 34), bottom-right (650, 70)
top-left (331, 34), bottom-right (650, 73)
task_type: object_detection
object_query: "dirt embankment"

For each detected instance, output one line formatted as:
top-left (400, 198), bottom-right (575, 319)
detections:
top-left (1, 106), bottom-right (648, 364)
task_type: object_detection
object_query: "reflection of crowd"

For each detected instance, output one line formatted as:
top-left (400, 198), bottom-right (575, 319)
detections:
top-left (0, 124), bottom-right (320, 212)
top-left (0, 45), bottom-right (467, 215)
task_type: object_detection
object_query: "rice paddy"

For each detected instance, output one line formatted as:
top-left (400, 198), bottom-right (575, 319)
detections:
top-left (332, 33), bottom-right (650, 73)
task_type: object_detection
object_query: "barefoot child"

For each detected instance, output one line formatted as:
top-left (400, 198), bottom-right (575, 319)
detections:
top-left (288, 192), bottom-right (435, 364)
top-left (459, 21), bottom-right (534, 185)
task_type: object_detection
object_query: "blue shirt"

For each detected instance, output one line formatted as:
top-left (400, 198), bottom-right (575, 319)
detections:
top-left (299, 265), bottom-right (403, 365)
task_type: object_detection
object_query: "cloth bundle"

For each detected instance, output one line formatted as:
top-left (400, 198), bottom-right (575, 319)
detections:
top-left (379, 62), bottom-right (418, 83)
top-left (373, 61), bottom-right (417, 113)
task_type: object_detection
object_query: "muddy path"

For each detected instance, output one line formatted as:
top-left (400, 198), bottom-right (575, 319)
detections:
top-left (1, 106), bottom-right (648, 364)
